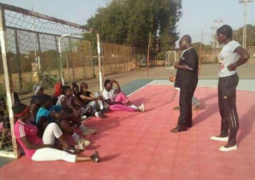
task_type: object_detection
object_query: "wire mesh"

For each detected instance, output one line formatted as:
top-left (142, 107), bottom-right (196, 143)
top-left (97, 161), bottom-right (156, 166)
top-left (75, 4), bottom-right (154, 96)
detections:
top-left (0, 3), bottom-right (94, 157)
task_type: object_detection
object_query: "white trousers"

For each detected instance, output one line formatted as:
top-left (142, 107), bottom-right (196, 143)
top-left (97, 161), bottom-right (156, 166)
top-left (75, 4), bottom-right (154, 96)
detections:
top-left (31, 123), bottom-right (76, 163)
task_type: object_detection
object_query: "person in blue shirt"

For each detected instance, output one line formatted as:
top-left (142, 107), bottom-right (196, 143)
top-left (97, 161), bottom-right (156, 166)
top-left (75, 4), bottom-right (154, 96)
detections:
top-left (36, 94), bottom-right (96, 149)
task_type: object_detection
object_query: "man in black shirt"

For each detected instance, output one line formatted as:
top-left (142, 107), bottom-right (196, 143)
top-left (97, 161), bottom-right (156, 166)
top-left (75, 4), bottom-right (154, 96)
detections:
top-left (170, 35), bottom-right (199, 133)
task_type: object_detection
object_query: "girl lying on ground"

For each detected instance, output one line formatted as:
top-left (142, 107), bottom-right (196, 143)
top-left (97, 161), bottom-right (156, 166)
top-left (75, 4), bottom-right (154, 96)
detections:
top-left (13, 93), bottom-right (100, 163)
top-left (102, 79), bottom-right (145, 112)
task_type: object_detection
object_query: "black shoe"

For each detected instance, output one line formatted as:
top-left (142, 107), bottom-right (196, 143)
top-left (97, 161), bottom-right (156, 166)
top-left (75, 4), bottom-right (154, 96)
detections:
top-left (95, 112), bottom-right (107, 119)
top-left (101, 108), bottom-right (110, 113)
top-left (91, 151), bottom-right (100, 163)
top-left (170, 126), bottom-right (187, 133)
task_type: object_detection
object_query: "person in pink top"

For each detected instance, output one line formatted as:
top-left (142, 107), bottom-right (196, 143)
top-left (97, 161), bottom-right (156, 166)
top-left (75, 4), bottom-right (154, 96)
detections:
top-left (102, 79), bottom-right (145, 112)
top-left (13, 93), bottom-right (100, 163)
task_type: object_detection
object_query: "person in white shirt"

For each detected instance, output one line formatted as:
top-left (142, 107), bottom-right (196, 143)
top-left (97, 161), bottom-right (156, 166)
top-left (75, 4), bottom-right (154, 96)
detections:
top-left (210, 25), bottom-right (250, 152)
top-left (102, 79), bottom-right (145, 112)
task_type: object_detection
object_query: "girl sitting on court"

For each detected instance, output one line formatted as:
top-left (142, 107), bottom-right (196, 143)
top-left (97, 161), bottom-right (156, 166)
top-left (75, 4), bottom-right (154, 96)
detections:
top-left (77, 82), bottom-right (108, 116)
top-left (57, 85), bottom-right (106, 119)
top-left (13, 93), bottom-right (100, 163)
top-left (102, 79), bottom-right (145, 112)
top-left (36, 94), bottom-right (94, 147)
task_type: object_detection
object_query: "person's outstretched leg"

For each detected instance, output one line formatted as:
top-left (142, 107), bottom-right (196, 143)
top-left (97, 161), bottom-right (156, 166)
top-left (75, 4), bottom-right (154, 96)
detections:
top-left (115, 92), bottom-right (144, 111)
top-left (32, 148), bottom-right (100, 163)
top-left (109, 104), bottom-right (135, 112)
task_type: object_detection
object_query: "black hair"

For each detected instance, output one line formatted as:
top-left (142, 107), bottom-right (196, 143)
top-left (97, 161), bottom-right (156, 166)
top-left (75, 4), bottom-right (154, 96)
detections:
top-left (217, 25), bottom-right (233, 39)
top-left (61, 86), bottom-right (71, 95)
top-left (12, 92), bottom-right (28, 115)
top-left (38, 94), bottom-right (51, 106)
top-left (104, 79), bottom-right (112, 88)
top-left (181, 35), bottom-right (192, 44)
top-left (72, 82), bottom-right (79, 91)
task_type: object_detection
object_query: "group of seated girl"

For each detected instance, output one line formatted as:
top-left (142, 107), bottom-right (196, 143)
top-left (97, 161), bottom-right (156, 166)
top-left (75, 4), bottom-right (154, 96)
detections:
top-left (13, 79), bottom-right (145, 163)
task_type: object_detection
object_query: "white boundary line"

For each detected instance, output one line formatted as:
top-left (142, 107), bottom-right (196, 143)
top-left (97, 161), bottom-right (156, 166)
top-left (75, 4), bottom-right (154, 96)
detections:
top-left (147, 79), bottom-right (255, 92)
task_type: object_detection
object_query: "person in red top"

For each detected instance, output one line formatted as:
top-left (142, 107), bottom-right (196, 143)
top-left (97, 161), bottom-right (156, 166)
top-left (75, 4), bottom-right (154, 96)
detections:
top-left (13, 93), bottom-right (100, 163)
top-left (52, 83), bottom-right (62, 105)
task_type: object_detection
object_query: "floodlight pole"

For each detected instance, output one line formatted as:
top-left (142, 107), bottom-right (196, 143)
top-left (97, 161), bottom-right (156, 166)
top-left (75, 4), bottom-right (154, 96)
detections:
top-left (214, 19), bottom-right (223, 48)
top-left (239, 0), bottom-right (253, 49)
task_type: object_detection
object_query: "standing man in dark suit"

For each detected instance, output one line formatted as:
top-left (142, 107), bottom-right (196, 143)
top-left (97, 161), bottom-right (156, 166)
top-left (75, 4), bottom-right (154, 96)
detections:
top-left (170, 35), bottom-right (199, 133)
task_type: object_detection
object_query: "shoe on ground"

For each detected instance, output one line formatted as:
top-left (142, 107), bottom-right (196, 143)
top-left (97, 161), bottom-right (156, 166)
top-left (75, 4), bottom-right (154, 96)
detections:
top-left (173, 106), bottom-right (180, 110)
top-left (95, 112), bottom-right (107, 119)
top-left (91, 151), bottom-right (100, 163)
top-left (81, 115), bottom-right (87, 121)
top-left (75, 142), bottom-right (85, 150)
top-left (139, 103), bottom-right (145, 112)
top-left (219, 144), bottom-right (237, 152)
top-left (170, 126), bottom-right (187, 133)
top-left (77, 138), bottom-right (91, 147)
top-left (210, 136), bottom-right (228, 142)
top-left (101, 108), bottom-right (110, 113)
top-left (83, 128), bottom-right (97, 136)
top-left (193, 105), bottom-right (201, 110)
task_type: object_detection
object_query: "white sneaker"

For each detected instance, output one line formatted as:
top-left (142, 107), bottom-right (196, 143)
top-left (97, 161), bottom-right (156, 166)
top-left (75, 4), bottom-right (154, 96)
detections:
top-left (210, 136), bottom-right (228, 142)
top-left (83, 128), bottom-right (97, 136)
top-left (81, 115), bottom-right (87, 121)
top-left (77, 138), bottom-right (91, 147)
top-left (139, 103), bottom-right (145, 112)
top-left (219, 145), bottom-right (238, 152)
top-left (75, 143), bottom-right (85, 150)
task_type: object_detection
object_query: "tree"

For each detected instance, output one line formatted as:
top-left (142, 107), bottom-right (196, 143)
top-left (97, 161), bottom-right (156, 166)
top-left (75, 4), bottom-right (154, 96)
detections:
top-left (86, 0), bottom-right (182, 48)
top-left (233, 24), bottom-right (255, 46)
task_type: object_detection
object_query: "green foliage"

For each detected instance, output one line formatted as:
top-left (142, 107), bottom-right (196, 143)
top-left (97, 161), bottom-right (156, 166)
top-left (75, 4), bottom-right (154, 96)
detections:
top-left (23, 80), bottom-right (35, 92)
top-left (233, 24), bottom-right (255, 46)
top-left (86, 0), bottom-right (182, 48)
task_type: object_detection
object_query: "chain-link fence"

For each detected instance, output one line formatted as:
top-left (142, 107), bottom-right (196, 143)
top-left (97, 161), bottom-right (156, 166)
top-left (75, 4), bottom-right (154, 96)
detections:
top-left (0, 4), bottom-right (96, 93)
top-left (0, 3), bottom-right (100, 158)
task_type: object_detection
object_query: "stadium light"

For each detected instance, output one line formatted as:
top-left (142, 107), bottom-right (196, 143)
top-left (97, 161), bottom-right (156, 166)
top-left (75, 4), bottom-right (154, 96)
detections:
top-left (239, 0), bottom-right (253, 49)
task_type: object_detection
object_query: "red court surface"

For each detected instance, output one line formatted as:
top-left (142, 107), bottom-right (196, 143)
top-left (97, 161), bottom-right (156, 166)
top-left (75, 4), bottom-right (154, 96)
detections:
top-left (1, 85), bottom-right (255, 180)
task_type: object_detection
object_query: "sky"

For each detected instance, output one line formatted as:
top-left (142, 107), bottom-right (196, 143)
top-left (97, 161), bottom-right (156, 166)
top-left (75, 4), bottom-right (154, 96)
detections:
top-left (1, 0), bottom-right (255, 38)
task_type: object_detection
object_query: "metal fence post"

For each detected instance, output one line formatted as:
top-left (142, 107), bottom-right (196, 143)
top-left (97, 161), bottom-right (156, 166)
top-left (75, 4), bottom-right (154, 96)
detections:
top-left (80, 40), bottom-right (86, 80)
top-left (0, 5), bottom-right (18, 158)
top-left (36, 33), bottom-right (43, 79)
top-left (96, 33), bottom-right (103, 91)
top-left (69, 37), bottom-right (75, 82)
top-left (88, 42), bottom-right (95, 78)
top-left (55, 36), bottom-right (61, 82)
top-left (14, 29), bottom-right (22, 89)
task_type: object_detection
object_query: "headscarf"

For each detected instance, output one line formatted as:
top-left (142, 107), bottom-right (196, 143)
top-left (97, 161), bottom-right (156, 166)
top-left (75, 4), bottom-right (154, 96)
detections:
top-left (54, 83), bottom-right (62, 97)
